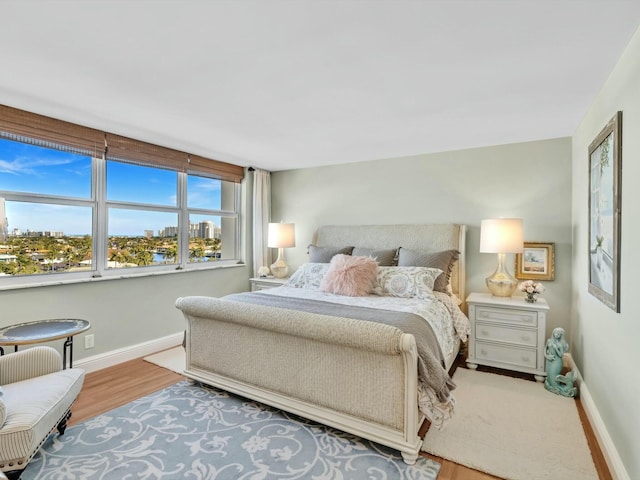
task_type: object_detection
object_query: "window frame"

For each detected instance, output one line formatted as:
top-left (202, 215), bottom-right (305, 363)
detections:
top-left (0, 153), bottom-right (243, 290)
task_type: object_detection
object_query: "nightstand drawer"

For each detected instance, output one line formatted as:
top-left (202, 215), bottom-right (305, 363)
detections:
top-left (475, 341), bottom-right (538, 369)
top-left (475, 323), bottom-right (537, 347)
top-left (475, 306), bottom-right (538, 327)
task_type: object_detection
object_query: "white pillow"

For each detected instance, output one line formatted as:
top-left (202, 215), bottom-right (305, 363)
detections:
top-left (374, 266), bottom-right (443, 298)
top-left (285, 263), bottom-right (330, 289)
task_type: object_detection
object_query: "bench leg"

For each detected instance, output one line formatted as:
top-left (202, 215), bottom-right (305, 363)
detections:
top-left (4, 469), bottom-right (23, 480)
top-left (57, 410), bottom-right (72, 435)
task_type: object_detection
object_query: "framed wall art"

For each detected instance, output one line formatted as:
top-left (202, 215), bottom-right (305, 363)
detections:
top-left (588, 111), bottom-right (622, 312)
top-left (515, 242), bottom-right (555, 281)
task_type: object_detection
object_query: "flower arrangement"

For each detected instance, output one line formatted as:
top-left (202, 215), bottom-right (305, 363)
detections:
top-left (519, 280), bottom-right (545, 303)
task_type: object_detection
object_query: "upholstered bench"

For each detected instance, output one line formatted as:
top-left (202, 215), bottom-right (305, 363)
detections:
top-left (0, 346), bottom-right (84, 479)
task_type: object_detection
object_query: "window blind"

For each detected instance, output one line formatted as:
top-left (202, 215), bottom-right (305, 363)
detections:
top-left (0, 104), bottom-right (104, 156)
top-left (104, 133), bottom-right (185, 172)
top-left (0, 104), bottom-right (244, 183)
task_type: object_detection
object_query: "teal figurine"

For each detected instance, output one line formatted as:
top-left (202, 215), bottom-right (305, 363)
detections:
top-left (544, 327), bottom-right (577, 397)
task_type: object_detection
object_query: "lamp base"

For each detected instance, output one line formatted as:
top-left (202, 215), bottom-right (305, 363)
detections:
top-left (486, 253), bottom-right (518, 297)
top-left (486, 273), bottom-right (518, 297)
top-left (270, 248), bottom-right (289, 278)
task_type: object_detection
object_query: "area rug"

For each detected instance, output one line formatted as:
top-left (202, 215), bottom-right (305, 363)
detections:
top-left (422, 368), bottom-right (598, 480)
top-left (143, 346), bottom-right (185, 374)
top-left (23, 380), bottom-right (440, 480)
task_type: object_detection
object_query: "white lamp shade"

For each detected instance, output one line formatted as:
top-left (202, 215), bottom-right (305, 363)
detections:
top-left (267, 222), bottom-right (296, 248)
top-left (480, 218), bottom-right (523, 253)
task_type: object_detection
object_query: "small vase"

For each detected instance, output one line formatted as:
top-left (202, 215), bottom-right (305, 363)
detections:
top-left (525, 294), bottom-right (537, 303)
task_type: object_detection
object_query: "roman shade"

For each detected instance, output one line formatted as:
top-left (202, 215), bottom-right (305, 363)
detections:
top-left (0, 104), bottom-right (104, 157)
top-left (0, 104), bottom-right (244, 183)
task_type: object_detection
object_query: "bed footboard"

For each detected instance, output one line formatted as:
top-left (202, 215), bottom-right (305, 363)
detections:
top-left (175, 295), bottom-right (424, 464)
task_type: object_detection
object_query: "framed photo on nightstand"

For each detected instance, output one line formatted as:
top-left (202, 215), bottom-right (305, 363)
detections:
top-left (515, 242), bottom-right (555, 281)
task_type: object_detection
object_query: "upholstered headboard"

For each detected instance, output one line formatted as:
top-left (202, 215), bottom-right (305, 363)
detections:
top-left (314, 224), bottom-right (467, 302)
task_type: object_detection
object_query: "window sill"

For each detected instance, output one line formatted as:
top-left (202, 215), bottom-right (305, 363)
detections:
top-left (0, 262), bottom-right (246, 291)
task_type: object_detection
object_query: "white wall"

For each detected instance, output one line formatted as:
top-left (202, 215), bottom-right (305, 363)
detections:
top-left (571, 26), bottom-right (640, 480)
top-left (271, 137), bottom-right (572, 338)
top-left (0, 266), bottom-right (251, 360)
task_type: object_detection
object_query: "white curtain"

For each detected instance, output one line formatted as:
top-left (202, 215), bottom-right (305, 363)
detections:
top-left (252, 169), bottom-right (271, 276)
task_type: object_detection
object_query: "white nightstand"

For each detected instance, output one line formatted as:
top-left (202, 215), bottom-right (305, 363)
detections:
top-left (466, 292), bottom-right (549, 382)
top-left (249, 277), bottom-right (288, 291)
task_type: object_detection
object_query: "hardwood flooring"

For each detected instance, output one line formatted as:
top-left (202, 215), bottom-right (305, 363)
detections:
top-left (70, 356), bottom-right (612, 480)
top-left (70, 357), bottom-right (183, 426)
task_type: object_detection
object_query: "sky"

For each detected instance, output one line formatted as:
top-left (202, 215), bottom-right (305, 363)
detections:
top-left (0, 138), bottom-right (223, 236)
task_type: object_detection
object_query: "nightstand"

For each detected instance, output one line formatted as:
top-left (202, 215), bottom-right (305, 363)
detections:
top-left (249, 277), bottom-right (288, 291)
top-left (466, 292), bottom-right (549, 382)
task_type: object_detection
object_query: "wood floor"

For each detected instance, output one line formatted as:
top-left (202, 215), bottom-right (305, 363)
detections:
top-left (70, 356), bottom-right (612, 480)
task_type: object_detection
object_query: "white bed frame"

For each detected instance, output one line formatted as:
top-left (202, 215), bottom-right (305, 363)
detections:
top-left (177, 224), bottom-right (466, 464)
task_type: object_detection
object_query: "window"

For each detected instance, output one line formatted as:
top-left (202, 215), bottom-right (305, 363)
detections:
top-left (0, 105), bottom-right (244, 288)
top-left (187, 174), bottom-right (238, 263)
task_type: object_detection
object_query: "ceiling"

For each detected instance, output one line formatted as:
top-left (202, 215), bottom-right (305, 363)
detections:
top-left (2, 1), bottom-right (640, 172)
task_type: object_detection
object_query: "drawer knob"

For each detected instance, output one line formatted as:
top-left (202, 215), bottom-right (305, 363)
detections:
top-left (481, 330), bottom-right (489, 336)
top-left (522, 356), bottom-right (530, 362)
top-left (480, 349), bottom-right (487, 355)
top-left (522, 335), bottom-right (531, 341)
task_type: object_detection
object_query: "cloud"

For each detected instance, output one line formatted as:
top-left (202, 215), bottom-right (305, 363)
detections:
top-left (0, 155), bottom-right (77, 176)
top-left (191, 177), bottom-right (221, 192)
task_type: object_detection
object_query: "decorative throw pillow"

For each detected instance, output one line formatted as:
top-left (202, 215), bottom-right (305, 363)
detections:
top-left (397, 248), bottom-right (460, 294)
top-left (0, 386), bottom-right (5, 428)
top-left (320, 255), bottom-right (378, 297)
top-left (285, 263), bottom-right (330, 289)
top-left (307, 245), bottom-right (354, 263)
top-left (374, 266), bottom-right (443, 298)
top-left (351, 247), bottom-right (398, 266)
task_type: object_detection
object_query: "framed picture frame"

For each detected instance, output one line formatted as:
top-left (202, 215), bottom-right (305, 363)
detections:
top-left (588, 111), bottom-right (622, 312)
top-left (515, 242), bottom-right (555, 281)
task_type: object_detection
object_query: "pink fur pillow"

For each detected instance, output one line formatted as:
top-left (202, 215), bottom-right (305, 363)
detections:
top-left (320, 254), bottom-right (378, 296)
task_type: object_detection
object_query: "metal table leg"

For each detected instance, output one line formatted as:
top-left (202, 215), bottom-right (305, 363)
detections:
top-left (63, 336), bottom-right (74, 369)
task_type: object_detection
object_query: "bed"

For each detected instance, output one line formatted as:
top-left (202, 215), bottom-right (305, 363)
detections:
top-left (176, 224), bottom-right (469, 464)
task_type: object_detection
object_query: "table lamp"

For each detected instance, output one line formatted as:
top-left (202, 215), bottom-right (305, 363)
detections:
top-left (268, 222), bottom-right (295, 278)
top-left (480, 218), bottom-right (523, 297)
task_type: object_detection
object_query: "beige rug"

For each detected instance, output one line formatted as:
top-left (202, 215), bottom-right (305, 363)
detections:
top-left (422, 368), bottom-right (598, 480)
top-left (143, 346), bottom-right (185, 374)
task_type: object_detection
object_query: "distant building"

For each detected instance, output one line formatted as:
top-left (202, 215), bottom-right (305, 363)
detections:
top-left (161, 222), bottom-right (220, 239)
top-left (194, 221), bottom-right (214, 239)
top-left (160, 226), bottom-right (178, 238)
top-left (0, 197), bottom-right (7, 242)
top-left (24, 230), bottom-right (64, 238)
top-left (0, 254), bottom-right (17, 263)
top-left (144, 230), bottom-right (154, 238)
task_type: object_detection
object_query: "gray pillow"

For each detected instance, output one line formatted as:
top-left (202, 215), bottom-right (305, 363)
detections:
top-left (397, 248), bottom-right (460, 294)
top-left (351, 247), bottom-right (398, 266)
top-left (307, 245), bottom-right (354, 263)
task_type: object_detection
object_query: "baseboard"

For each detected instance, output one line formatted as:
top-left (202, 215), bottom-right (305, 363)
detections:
top-left (74, 332), bottom-right (183, 374)
top-left (565, 353), bottom-right (630, 480)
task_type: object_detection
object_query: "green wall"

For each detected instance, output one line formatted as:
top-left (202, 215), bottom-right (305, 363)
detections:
top-left (571, 25), bottom-right (640, 480)
top-left (271, 137), bottom-right (572, 340)
top-left (0, 267), bottom-right (250, 357)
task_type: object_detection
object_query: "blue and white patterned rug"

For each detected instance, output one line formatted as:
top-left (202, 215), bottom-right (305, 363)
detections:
top-left (23, 380), bottom-right (440, 479)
